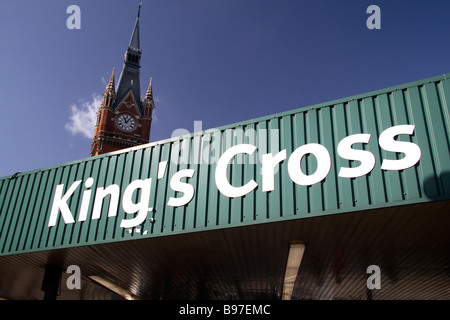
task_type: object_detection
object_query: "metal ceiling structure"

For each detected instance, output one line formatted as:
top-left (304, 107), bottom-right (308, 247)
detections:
top-left (0, 199), bottom-right (449, 300)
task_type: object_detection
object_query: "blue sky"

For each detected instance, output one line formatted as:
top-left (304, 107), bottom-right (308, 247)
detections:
top-left (1, 0), bottom-right (450, 178)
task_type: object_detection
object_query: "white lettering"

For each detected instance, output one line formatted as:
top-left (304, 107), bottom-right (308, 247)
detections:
top-left (338, 134), bottom-right (375, 178)
top-left (48, 181), bottom-right (81, 227)
top-left (78, 177), bottom-right (94, 222)
top-left (120, 178), bottom-right (152, 229)
top-left (179, 304), bottom-right (213, 317)
top-left (92, 184), bottom-right (120, 219)
top-left (167, 169), bottom-right (195, 207)
top-left (288, 143), bottom-right (331, 186)
top-left (262, 150), bottom-right (286, 192)
top-left (379, 125), bottom-right (421, 170)
top-left (158, 161), bottom-right (168, 179)
top-left (48, 125), bottom-right (422, 230)
top-left (215, 144), bottom-right (258, 197)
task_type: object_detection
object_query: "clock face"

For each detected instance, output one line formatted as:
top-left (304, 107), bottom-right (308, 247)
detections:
top-left (116, 113), bottom-right (137, 132)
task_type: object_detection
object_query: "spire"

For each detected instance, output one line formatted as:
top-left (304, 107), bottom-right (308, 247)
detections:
top-left (114, 4), bottom-right (143, 113)
top-left (129, 3), bottom-right (141, 50)
top-left (143, 77), bottom-right (155, 119)
top-left (106, 68), bottom-right (116, 91)
top-left (145, 77), bottom-right (153, 100)
top-left (101, 68), bottom-right (116, 109)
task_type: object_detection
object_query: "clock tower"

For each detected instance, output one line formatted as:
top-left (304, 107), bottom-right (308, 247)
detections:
top-left (90, 4), bottom-right (155, 157)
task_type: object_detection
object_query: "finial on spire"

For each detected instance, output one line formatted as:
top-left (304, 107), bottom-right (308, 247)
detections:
top-left (145, 77), bottom-right (153, 100)
top-left (106, 68), bottom-right (116, 91)
top-left (128, 3), bottom-right (141, 50)
top-left (137, 2), bottom-right (142, 18)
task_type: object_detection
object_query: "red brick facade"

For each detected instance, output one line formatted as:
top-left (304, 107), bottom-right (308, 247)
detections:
top-left (90, 73), bottom-right (154, 156)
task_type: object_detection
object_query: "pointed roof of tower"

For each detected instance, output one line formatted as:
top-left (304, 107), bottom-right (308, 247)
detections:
top-left (145, 77), bottom-right (153, 100)
top-left (129, 2), bottom-right (141, 50)
top-left (114, 4), bottom-right (144, 114)
top-left (106, 68), bottom-right (116, 91)
top-left (100, 68), bottom-right (116, 108)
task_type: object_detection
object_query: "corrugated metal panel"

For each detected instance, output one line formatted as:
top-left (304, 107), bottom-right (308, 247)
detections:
top-left (1, 73), bottom-right (450, 256)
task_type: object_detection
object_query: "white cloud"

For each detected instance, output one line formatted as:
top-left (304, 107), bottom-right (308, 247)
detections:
top-left (65, 94), bottom-right (102, 139)
top-left (152, 95), bottom-right (162, 122)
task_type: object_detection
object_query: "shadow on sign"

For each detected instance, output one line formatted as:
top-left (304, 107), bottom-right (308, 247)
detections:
top-left (423, 171), bottom-right (450, 200)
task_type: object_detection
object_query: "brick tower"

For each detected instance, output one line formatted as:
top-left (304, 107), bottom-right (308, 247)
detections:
top-left (90, 4), bottom-right (154, 157)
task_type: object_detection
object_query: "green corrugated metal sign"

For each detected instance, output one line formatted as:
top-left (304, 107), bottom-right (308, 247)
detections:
top-left (1, 73), bottom-right (450, 256)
